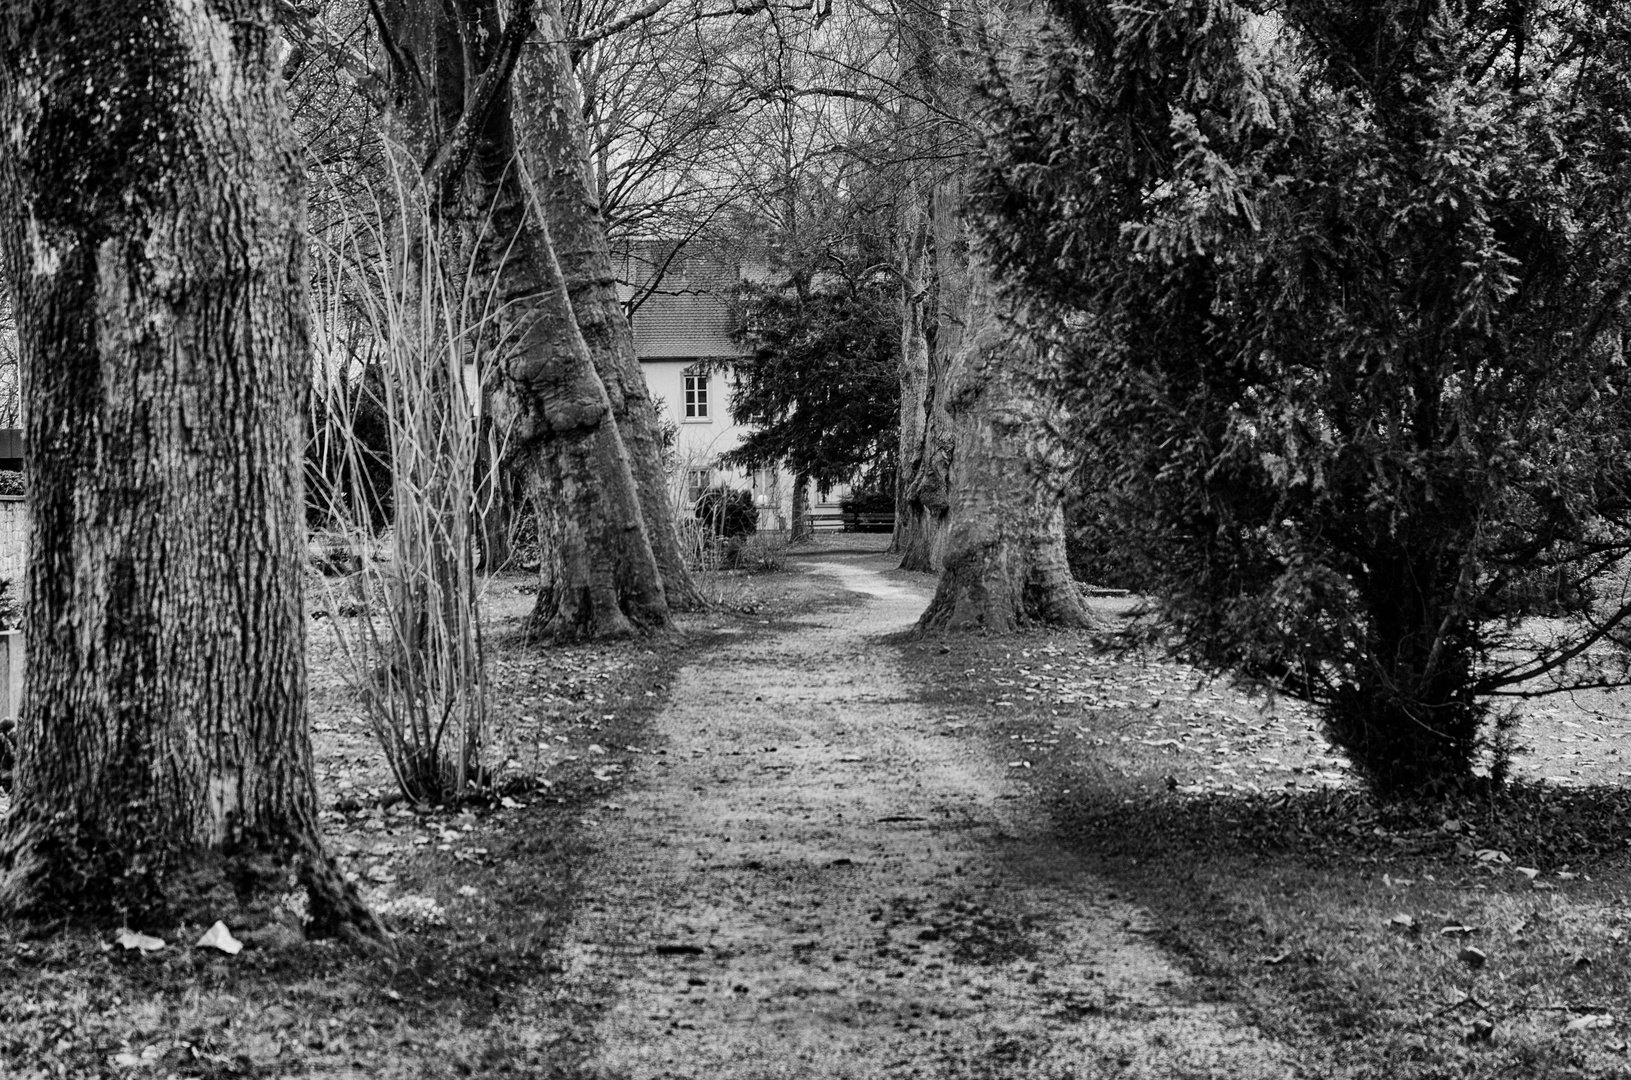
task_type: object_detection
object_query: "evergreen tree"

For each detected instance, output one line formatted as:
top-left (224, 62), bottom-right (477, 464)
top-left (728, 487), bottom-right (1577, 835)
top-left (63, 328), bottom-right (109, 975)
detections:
top-left (974, 0), bottom-right (1631, 795)
top-left (726, 275), bottom-right (901, 495)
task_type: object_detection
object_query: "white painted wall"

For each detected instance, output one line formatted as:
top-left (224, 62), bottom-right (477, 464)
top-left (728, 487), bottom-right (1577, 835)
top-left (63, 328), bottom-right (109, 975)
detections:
top-left (0, 496), bottom-right (24, 590)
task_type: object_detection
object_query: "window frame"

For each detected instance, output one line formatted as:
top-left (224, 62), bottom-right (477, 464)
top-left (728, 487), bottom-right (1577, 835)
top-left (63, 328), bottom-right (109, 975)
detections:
top-left (684, 466), bottom-right (712, 505)
top-left (682, 365), bottom-right (710, 420)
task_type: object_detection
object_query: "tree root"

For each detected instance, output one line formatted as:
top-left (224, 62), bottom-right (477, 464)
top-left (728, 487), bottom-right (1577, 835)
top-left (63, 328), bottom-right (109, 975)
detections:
top-left (296, 812), bottom-right (395, 954)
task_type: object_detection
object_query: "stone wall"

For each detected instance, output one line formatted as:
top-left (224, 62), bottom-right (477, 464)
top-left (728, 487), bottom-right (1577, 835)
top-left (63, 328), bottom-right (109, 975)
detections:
top-left (0, 496), bottom-right (25, 589)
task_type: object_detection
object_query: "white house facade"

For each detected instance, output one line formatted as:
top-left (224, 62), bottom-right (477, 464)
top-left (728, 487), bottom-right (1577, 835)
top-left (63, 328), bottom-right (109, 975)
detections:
top-left (618, 245), bottom-right (832, 531)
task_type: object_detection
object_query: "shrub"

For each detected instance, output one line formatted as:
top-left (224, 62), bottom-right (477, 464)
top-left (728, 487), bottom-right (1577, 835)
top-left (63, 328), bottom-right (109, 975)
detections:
top-left (0, 471), bottom-right (22, 497)
top-left (694, 485), bottom-right (757, 541)
top-left (974, 1), bottom-right (1631, 797)
top-left (839, 488), bottom-right (893, 515)
top-left (729, 532), bottom-right (789, 573)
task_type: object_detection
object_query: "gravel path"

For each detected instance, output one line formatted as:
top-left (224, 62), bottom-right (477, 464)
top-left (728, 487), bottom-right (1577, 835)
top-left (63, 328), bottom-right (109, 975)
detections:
top-left (562, 553), bottom-right (1299, 1079)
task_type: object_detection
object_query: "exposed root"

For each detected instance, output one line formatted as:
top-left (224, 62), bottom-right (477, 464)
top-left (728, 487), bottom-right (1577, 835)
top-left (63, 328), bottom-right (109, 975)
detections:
top-left (296, 812), bottom-right (395, 954)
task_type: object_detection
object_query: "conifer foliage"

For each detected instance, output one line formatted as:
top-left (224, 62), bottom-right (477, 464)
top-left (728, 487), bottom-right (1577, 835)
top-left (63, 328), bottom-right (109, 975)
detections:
top-left (974, 0), bottom-right (1631, 795)
top-left (726, 275), bottom-right (901, 495)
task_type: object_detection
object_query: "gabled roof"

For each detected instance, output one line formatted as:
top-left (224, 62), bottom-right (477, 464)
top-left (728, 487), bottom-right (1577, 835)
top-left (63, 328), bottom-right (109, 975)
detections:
top-left (630, 290), bottom-right (738, 359)
top-left (616, 242), bottom-right (754, 361)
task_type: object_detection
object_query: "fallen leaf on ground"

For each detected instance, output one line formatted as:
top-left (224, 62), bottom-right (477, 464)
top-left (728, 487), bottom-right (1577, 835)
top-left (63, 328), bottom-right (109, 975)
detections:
top-left (116, 929), bottom-right (166, 953)
top-left (1564, 1013), bottom-right (1615, 1032)
top-left (196, 921), bottom-right (243, 955)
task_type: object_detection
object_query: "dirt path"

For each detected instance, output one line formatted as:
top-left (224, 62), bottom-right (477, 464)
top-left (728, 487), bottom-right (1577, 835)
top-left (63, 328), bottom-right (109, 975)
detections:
top-left (562, 553), bottom-right (1300, 1079)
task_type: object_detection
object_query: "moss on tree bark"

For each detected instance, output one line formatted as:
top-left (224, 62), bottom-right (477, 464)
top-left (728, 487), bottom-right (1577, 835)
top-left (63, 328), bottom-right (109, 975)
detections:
top-left (0, 0), bottom-right (383, 939)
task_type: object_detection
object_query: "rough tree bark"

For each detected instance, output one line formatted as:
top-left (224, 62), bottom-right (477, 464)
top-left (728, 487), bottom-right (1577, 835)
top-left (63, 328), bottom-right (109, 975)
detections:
top-left (895, 170), bottom-right (954, 572)
top-left (892, 3), bottom-right (955, 572)
top-left (0, 0), bottom-right (382, 938)
top-left (916, 256), bottom-right (1096, 634)
top-left (790, 472), bottom-right (814, 544)
top-left (378, 0), bottom-right (671, 639)
top-left (513, 0), bottom-right (705, 610)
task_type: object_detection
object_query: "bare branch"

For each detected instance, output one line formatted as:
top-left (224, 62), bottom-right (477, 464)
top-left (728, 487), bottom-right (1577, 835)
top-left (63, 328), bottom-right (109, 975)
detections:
top-left (274, 0), bottom-right (388, 107)
top-left (568, 0), bottom-right (816, 59)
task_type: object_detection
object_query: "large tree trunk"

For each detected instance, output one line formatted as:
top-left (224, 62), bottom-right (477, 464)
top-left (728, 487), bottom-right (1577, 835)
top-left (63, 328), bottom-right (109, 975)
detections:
top-left (893, 9), bottom-right (955, 573)
top-left (790, 472), bottom-right (814, 544)
top-left (467, 112), bottom-right (669, 638)
top-left (378, 0), bottom-right (670, 640)
top-left (0, 0), bottom-right (379, 938)
top-left (513, 2), bottom-right (705, 610)
top-left (916, 259), bottom-right (1096, 634)
top-left (895, 170), bottom-right (953, 571)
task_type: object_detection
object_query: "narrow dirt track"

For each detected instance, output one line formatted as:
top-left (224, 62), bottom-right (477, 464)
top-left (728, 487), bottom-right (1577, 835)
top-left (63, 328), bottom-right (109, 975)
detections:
top-left (562, 553), bottom-right (1299, 1079)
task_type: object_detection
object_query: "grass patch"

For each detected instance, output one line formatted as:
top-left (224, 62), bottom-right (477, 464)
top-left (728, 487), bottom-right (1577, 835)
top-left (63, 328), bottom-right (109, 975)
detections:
top-left (904, 629), bottom-right (1631, 1079)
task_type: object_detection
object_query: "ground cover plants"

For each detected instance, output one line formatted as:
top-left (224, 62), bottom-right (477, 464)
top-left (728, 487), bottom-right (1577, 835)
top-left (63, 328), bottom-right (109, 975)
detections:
top-left (0, 568), bottom-right (790, 1079)
top-left (906, 623), bottom-right (1631, 1078)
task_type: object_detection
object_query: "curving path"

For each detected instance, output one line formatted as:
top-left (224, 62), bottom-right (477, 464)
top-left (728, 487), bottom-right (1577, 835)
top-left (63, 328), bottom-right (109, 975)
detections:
top-left (560, 553), bottom-right (1299, 1079)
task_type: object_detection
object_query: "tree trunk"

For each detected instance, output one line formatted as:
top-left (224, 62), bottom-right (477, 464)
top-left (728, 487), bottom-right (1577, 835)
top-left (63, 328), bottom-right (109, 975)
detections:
top-left (893, 6), bottom-right (956, 573)
top-left (513, 2), bottom-right (705, 610)
top-left (895, 170), bottom-right (953, 572)
top-left (790, 472), bottom-right (814, 544)
top-left (916, 259), bottom-right (1096, 634)
top-left (0, 0), bottom-right (380, 939)
top-left (466, 123), bottom-right (669, 638)
top-left (378, 0), bottom-right (671, 640)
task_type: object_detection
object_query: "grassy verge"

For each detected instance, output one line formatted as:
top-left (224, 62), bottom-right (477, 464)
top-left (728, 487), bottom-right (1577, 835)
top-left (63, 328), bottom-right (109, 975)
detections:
top-left (0, 565), bottom-right (803, 1080)
top-left (903, 627), bottom-right (1631, 1079)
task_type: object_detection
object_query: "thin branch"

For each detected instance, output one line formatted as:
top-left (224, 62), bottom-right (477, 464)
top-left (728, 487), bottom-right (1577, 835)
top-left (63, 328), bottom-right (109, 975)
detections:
top-left (275, 0), bottom-right (388, 106)
top-left (1476, 599), bottom-right (1631, 692)
top-left (758, 81), bottom-right (893, 111)
top-left (568, 0), bottom-right (811, 59)
top-left (570, 0), bottom-right (679, 55)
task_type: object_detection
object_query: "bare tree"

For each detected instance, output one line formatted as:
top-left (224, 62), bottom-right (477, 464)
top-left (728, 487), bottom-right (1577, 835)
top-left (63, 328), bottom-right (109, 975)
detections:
top-left (373, 0), bottom-right (672, 637)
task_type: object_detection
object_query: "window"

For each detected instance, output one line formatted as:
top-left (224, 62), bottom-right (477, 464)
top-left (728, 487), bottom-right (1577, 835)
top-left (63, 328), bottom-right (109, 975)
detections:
top-left (751, 466), bottom-right (778, 506)
top-left (685, 466), bottom-right (711, 505)
top-left (683, 366), bottom-right (709, 419)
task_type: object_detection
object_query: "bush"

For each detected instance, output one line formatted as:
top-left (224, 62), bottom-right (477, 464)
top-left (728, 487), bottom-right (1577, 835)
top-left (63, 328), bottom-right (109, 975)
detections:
top-left (839, 488), bottom-right (894, 516)
top-left (0, 471), bottom-right (22, 496)
top-left (1063, 493), bottom-right (1147, 591)
top-left (729, 532), bottom-right (789, 573)
top-left (694, 486), bottom-right (757, 541)
top-left (974, 2), bottom-right (1631, 797)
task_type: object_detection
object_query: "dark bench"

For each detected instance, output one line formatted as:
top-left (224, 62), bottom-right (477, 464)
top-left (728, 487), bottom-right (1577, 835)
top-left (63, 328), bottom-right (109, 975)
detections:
top-left (842, 511), bottom-right (895, 533)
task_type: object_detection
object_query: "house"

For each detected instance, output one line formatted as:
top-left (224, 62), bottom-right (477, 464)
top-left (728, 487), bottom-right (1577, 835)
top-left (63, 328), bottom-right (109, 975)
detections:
top-left (617, 245), bottom-right (818, 531)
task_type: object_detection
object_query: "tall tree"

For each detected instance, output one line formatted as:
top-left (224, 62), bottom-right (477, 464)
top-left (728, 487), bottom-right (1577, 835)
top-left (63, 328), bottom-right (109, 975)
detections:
top-left (725, 263), bottom-right (902, 492)
top-left (374, 0), bottom-right (672, 638)
top-left (892, 0), bottom-right (955, 572)
top-left (0, 0), bottom-right (379, 936)
top-left (899, 0), bottom-right (1095, 632)
top-left (514, 0), bottom-right (706, 610)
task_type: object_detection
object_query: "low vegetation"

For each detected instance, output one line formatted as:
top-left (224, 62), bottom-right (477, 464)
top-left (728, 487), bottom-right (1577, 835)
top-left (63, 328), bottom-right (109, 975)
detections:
top-left (908, 627), bottom-right (1631, 1077)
